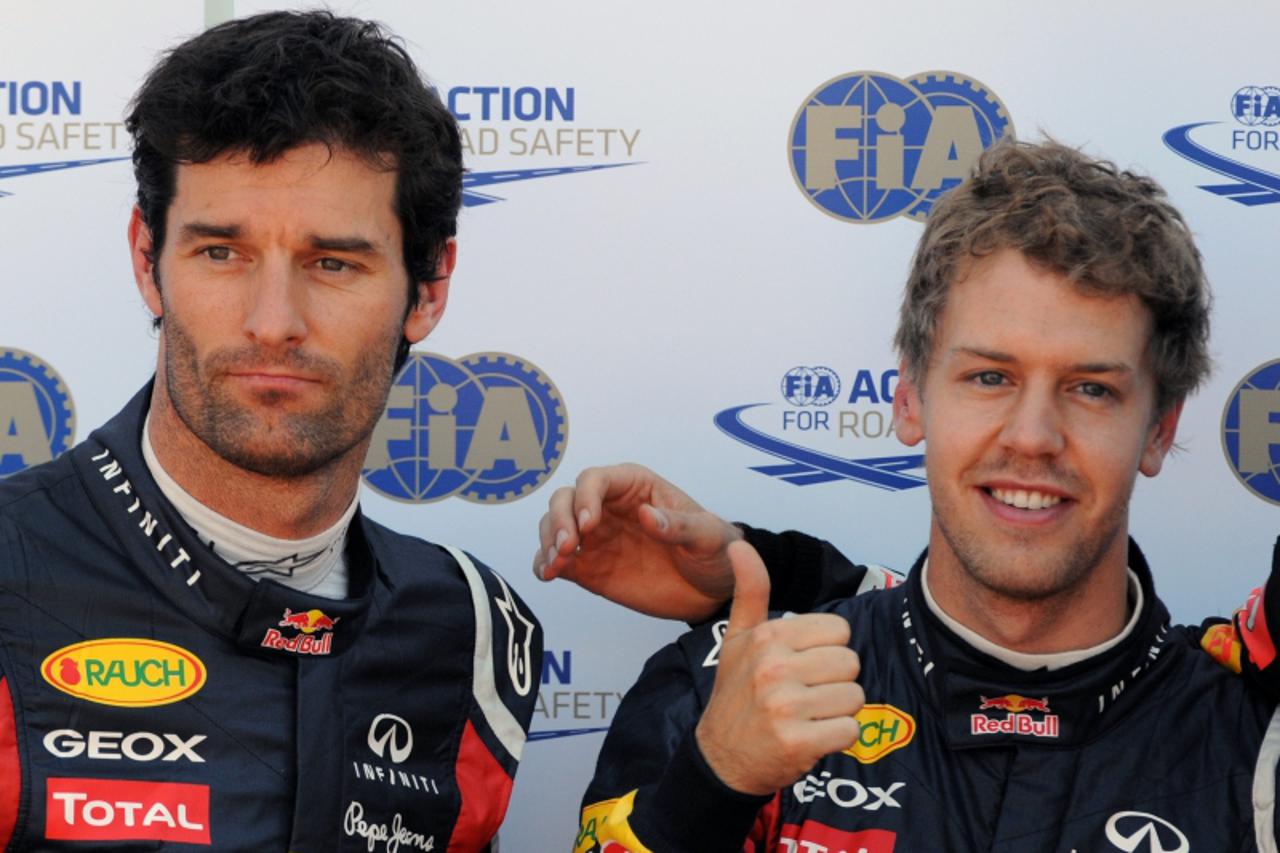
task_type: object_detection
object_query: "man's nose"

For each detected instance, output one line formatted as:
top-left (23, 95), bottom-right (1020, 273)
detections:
top-left (998, 386), bottom-right (1066, 458)
top-left (242, 259), bottom-right (307, 347)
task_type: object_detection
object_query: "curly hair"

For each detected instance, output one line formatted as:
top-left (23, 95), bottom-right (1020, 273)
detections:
top-left (894, 138), bottom-right (1211, 414)
top-left (126, 10), bottom-right (462, 369)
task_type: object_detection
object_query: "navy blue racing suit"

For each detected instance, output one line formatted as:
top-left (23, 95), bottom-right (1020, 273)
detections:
top-left (0, 386), bottom-right (541, 851)
top-left (576, 531), bottom-right (1280, 852)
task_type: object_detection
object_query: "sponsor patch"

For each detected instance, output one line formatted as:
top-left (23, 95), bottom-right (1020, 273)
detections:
top-left (1200, 622), bottom-right (1243, 674)
top-left (45, 777), bottom-right (209, 844)
top-left (41, 639), bottom-right (205, 707)
top-left (780, 821), bottom-right (896, 853)
top-left (843, 703), bottom-right (915, 764)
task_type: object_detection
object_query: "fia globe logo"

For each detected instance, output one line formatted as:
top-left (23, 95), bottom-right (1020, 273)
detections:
top-left (0, 347), bottom-right (75, 479)
top-left (788, 71), bottom-right (1012, 223)
top-left (362, 351), bottom-right (568, 504)
top-left (1222, 359), bottom-right (1280, 506)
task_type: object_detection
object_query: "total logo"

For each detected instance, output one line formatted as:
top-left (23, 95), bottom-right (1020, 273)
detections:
top-left (0, 348), bottom-right (75, 479)
top-left (352, 712), bottom-right (440, 795)
top-left (715, 366), bottom-right (925, 493)
top-left (363, 352), bottom-right (568, 504)
top-left (1164, 86), bottom-right (1280, 206)
top-left (43, 729), bottom-right (206, 763)
top-left (1221, 359), bottom-right (1280, 506)
top-left (970, 694), bottom-right (1060, 739)
top-left (780, 822), bottom-right (896, 853)
top-left (260, 608), bottom-right (339, 656)
top-left (45, 777), bottom-right (210, 845)
top-left (791, 771), bottom-right (904, 811)
top-left (41, 638), bottom-right (206, 708)
top-left (788, 70), bottom-right (1012, 223)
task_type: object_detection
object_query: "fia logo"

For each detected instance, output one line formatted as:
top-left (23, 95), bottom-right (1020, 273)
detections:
top-left (781, 366), bottom-right (840, 406)
top-left (362, 351), bottom-right (568, 504)
top-left (1221, 358), bottom-right (1280, 506)
top-left (788, 71), bottom-right (1012, 223)
top-left (0, 348), bottom-right (75, 479)
top-left (1163, 86), bottom-right (1280, 206)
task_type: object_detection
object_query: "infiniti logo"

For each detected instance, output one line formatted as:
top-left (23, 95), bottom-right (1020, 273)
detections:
top-left (367, 713), bottom-right (413, 764)
top-left (1105, 811), bottom-right (1189, 853)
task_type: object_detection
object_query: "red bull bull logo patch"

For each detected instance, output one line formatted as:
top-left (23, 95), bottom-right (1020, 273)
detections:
top-left (971, 694), bottom-right (1059, 738)
top-left (260, 608), bottom-right (339, 656)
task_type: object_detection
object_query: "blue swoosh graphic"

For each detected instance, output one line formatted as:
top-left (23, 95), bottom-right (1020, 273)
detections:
top-left (1162, 122), bottom-right (1280, 206)
top-left (714, 404), bottom-right (926, 492)
top-left (528, 726), bottom-right (610, 742)
top-left (0, 156), bottom-right (131, 198)
top-left (463, 162), bottom-right (639, 207)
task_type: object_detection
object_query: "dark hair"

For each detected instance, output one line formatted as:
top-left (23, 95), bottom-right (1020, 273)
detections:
top-left (126, 10), bottom-right (462, 368)
top-left (895, 138), bottom-right (1211, 415)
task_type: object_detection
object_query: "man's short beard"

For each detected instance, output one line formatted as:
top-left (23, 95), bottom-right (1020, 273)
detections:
top-left (161, 309), bottom-right (399, 479)
top-left (928, 462), bottom-right (1132, 604)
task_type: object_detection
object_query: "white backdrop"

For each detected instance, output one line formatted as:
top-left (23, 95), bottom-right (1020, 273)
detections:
top-left (2, 2), bottom-right (1279, 848)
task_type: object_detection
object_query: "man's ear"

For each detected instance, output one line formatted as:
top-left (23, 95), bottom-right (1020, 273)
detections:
top-left (1139, 399), bottom-right (1183, 477)
top-left (404, 239), bottom-right (455, 344)
top-left (129, 207), bottom-right (163, 317)
top-left (893, 361), bottom-right (926, 447)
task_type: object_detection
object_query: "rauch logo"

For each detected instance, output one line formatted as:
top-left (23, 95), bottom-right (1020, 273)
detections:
top-left (41, 639), bottom-right (206, 707)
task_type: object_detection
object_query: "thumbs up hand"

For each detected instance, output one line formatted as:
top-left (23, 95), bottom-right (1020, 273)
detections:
top-left (695, 541), bottom-right (864, 795)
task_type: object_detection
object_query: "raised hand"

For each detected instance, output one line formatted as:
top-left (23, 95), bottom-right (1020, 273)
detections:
top-left (533, 463), bottom-right (744, 621)
top-left (695, 542), bottom-right (863, 795)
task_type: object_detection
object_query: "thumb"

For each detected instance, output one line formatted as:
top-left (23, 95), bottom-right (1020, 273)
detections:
top-left (725, 541), bottom-right (770, 636)
top-left (640, 504), bottom-right (737, 553)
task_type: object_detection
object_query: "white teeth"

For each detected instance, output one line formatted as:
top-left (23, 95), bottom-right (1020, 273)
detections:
top-left (991, 488), bottom-right (1062, 510)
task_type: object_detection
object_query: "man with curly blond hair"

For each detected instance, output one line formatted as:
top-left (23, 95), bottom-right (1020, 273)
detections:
top-left (541, 140), bottom-right (1280, 851)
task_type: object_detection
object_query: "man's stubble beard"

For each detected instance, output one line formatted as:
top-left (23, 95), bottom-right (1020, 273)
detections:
top-left (928, 460), bottom-right (1133, 604)
top-left (160, 310), bottom-right (400, 479)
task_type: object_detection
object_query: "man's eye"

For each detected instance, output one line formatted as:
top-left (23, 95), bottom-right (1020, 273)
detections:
top-left (317, 258), bottom-right (351, 273)
top-left (202, 246), bottom-right (232, 261)
top-left (1078, 382), bottom-right (1112, 399)
top-left (974, 371), bottom-right (1005, 386)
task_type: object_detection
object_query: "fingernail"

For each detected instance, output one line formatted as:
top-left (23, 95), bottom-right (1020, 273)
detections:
top-left (578, 509), bottom-right (590, 528)
top-left (651, 508), bottom-right (668, 530)
top-left (533, 559), bottom-right (545, 580)
top-left (546, 545), bottom-right (558, 565)
top-left (555, 529), bottom-right (569, 550)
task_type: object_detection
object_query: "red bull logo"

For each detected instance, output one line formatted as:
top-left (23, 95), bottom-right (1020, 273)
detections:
top-left (977, 694), bottom-right (1050, 713)
top-left (278, 608), bottom-right (339, 634)
top-left (260, 608), bottom-right (339, 656)
top-left (971, 694), bottom-right (1059, 738)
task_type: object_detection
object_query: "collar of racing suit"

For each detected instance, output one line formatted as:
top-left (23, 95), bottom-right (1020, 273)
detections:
top-left (68, 382), bottom-right (377, 658)
top-left (896, 541), bottom-right (1173, 749)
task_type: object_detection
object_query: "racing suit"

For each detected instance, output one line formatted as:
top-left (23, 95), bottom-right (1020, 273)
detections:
top-left (576, 532), bottom-right (1280, 852)
top-left (0, 386), bottom-right (541, 852)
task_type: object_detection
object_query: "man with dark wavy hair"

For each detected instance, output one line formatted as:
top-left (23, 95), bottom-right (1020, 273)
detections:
top-left (539, 140), bottom-right (1280, 850)
top-left (0, 11), bottom-right (538, 851)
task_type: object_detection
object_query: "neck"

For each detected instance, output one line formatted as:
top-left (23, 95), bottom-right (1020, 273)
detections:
top-left (146, 375), bottom-right (364, 539)
top-left (924, 522), bottom-right (1130, 655)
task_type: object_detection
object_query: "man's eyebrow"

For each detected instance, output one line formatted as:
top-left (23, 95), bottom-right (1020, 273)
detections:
top-left (176, 222), bottom-right (240, 241)
top-left (953, 347), bottom-right (1134, 374)
top-left (308, 235), bottom-right (380, 254)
